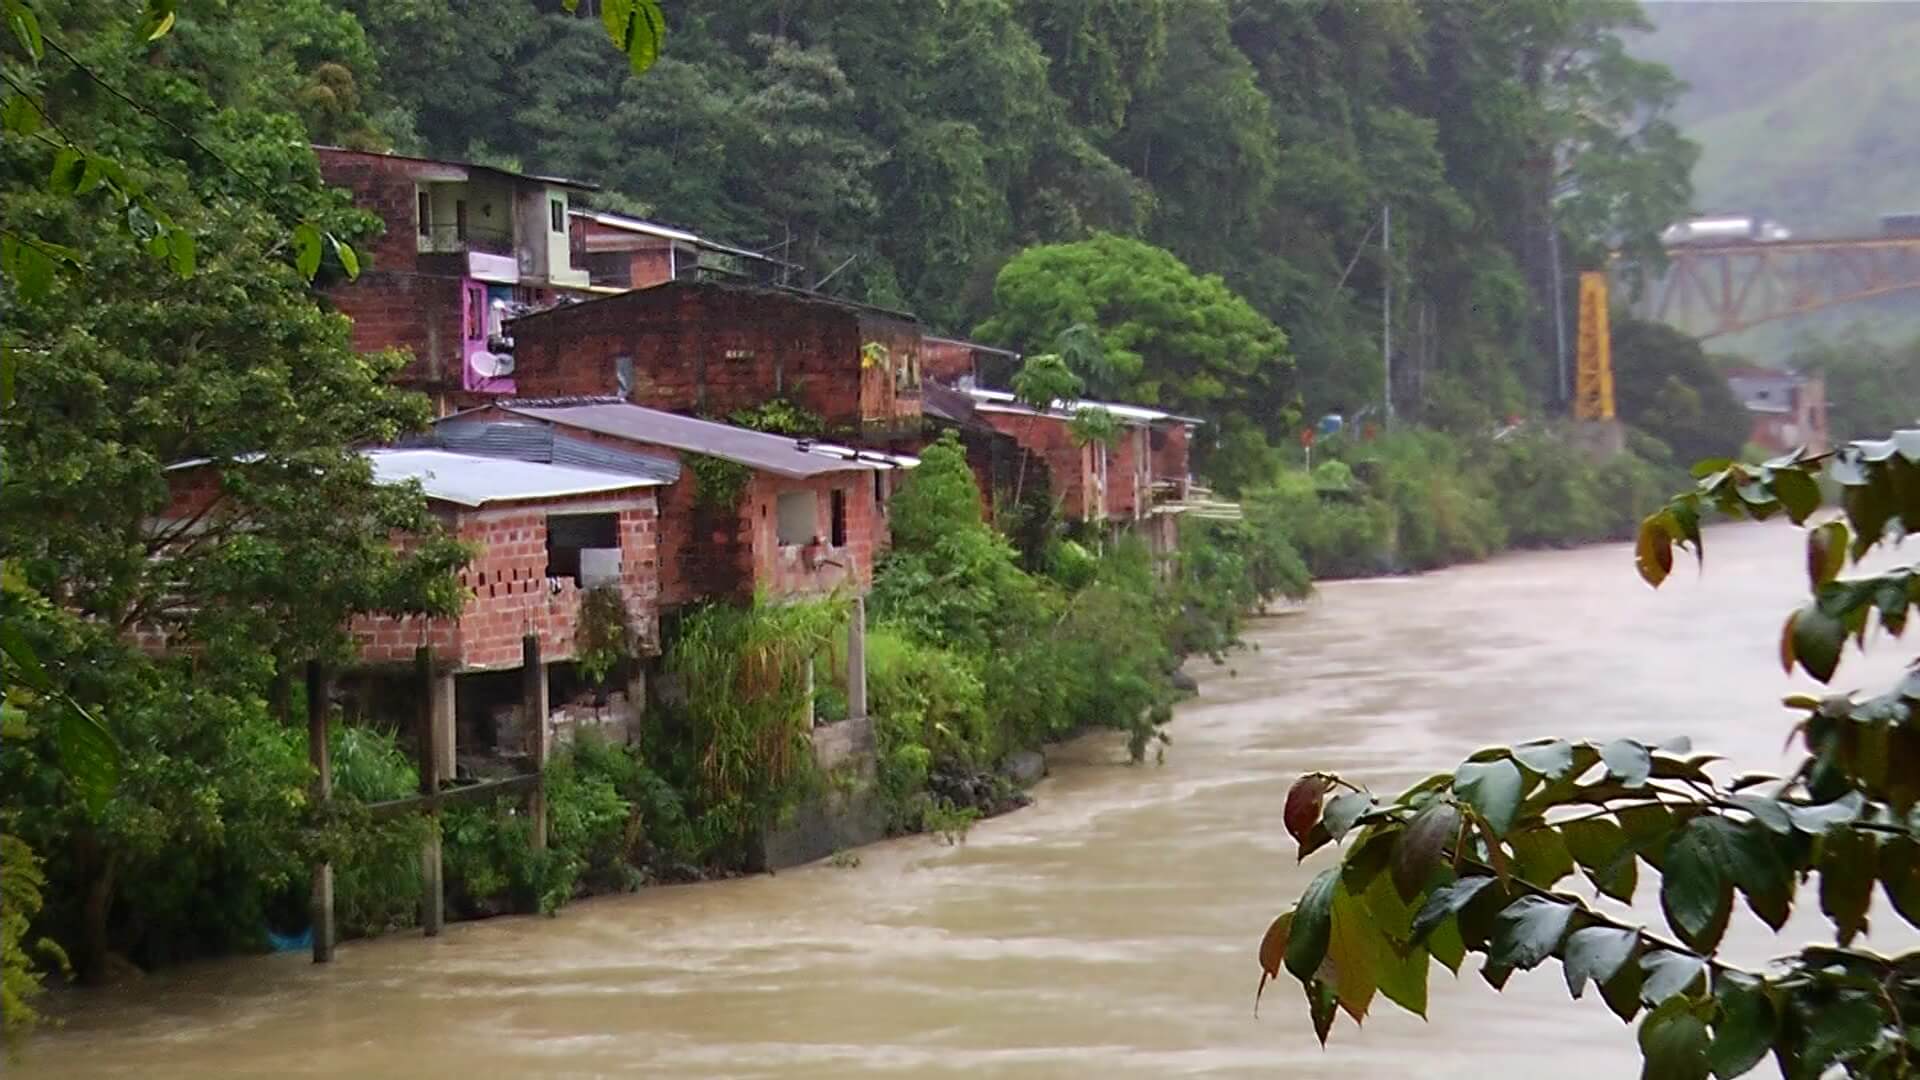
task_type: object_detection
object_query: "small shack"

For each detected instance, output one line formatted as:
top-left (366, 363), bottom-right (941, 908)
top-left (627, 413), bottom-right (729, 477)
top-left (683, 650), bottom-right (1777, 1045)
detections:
top-left (961, 387), bottom-right (1202, 530)
top-left (435, 398), bottom-right (916, 607)
top-left (346, 448), bottom-right (667, 769)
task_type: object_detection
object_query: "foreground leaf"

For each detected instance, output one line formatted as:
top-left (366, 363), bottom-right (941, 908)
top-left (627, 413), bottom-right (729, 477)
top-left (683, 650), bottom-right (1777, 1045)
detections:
top-left (1563, 926), bottom-right (1638, 1000)
top-left (1661, 825), bottom-right (1729, 950)
top-left (1706, 974), bottom-right (1773, 1079)
top-left (1254, 911), bottom-right (1291, 1014)
top-left (1305, 977), bottom-right (1338, 1046)
top-left (1285, 868), bottom-right (1337, 983)
top-left (1488, 895), bottom-right (1573, 971)
top-left (1454, 759), bottom-right (1524, 836)
top-left (1563, 817), bottom-right (1637, 902)
top-left (1411, 874), bottom-right (1498, 944)
top-left (1326, 885), bottom-right (1379, 1022)
top-left (1638, 950), bottom-right (1705, 1005)
top-left (1638, 997), bottom-right (1710, 1080)
top-left (1285, 775), bottom-right (1330, 844)
top-left (1601, 739), bottom-right (1653, 787)
top-left (1817, 826), bottom-right (1876, 946)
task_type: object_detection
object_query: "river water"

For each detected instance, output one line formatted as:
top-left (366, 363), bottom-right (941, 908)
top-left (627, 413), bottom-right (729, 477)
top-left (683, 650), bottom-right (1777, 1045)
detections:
top-left (16, 522), bottom-right (1908, 1078)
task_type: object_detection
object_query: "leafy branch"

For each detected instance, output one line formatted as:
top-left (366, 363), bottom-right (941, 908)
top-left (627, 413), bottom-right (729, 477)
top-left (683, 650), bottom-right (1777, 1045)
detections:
top-left (1264, 430), bottom-right (1920, 1078)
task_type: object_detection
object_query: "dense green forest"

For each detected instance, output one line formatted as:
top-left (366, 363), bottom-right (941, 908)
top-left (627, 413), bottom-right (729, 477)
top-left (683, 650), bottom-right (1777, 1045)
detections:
top-left (338, 0), bottom-right (1695, 452)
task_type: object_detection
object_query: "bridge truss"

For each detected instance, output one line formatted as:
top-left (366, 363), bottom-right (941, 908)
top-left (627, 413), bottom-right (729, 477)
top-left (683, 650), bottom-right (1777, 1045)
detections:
top-left (1642, 236), bottom-right (1920, 339)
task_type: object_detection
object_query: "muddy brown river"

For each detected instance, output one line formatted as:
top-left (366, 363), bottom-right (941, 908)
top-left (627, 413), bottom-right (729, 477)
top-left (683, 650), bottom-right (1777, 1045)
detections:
top-left (15, 522), bottom-right (1906, 1078)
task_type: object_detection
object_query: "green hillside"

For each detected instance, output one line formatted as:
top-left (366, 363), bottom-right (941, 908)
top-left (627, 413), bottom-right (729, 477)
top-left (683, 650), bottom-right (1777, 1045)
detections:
top-left (1634, 1), bottom-right (1920, 359)
top-left (1638, 1), bottom-right (1920, 234)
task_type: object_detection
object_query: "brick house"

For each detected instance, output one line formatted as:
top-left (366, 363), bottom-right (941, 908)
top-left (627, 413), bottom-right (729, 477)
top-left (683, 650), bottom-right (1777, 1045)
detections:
top-left (346, 449), bottom-right (665, 673)
top-left (570, 210), bottom-right (789, 291)
top-left (433, 399), bottom-right (915, 607)
top-left (313, 146), bottom-right (601, 406)
top-left (498, 281), bottom-right (927, 441)
top-left (1725, 367), bottom-right (1831, 454)
top-left (160, 449), bottom-right (667, 768)
top-left (963, 388), bottom-right (1200, 526)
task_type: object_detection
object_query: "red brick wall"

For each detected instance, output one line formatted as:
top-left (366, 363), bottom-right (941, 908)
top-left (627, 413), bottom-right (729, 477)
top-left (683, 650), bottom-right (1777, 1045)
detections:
top-left (353, 492), bottom-right (661, 672)
top-left (741, 470), bottom-right (887, 597)
top-left (315, 148), bottom-right (426, 275)
top-left (315, 148), bottom-right (467, 392)
top-left (1106, 424), bottom-right (1149, 520)
top-left (507, 284), bottom-right (923, 435)
top-left (330, 273), bottom-right (465, 390)
top-left (921, 339), bottom-right (976, 384)
top-left (1150, 423), bottom-right (1189, 479)
top-left (983, 411), bottom-right (1099, 521)
top-left (1151, 424), bottom-right (1192, 497)
top-left (856, 315), bottom-right (924, 434)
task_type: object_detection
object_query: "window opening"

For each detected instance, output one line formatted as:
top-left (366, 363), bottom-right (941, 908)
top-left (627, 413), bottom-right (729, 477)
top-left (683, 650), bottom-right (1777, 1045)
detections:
top-left (417, 191), bottom-right (431, 237)
top-left (549, 197), bottom-right (566, 233)
top-left (830, 489), bottom-right (848, 547)
top-left (455, 199), bottom-right (469, 242)
top-left (775, 490), bottom-right (817, 546)
top-left (545, 513), bottom-right (620, 585)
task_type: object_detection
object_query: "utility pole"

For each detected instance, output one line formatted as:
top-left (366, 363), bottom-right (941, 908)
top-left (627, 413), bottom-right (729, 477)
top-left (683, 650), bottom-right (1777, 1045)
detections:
top-left (1381, 204), bottom-right (1393, 423)
top-left (1548, 223), bottom-right (1569, 406)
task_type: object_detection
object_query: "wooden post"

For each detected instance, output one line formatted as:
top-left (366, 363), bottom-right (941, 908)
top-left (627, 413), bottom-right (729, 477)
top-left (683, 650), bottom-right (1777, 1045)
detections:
top-left (416, 646), bottom-right (444, 937)
top-left (522, 634), bottom-right (548, 852)
top-left (846, 594), bottom-right (867, 723)
top-left (306, 661), bottom-right (336, 964)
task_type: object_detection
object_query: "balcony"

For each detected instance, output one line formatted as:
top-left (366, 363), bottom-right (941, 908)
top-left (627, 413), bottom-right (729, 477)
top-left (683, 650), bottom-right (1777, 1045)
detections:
top-left (416, 222), bottom-right (516, 258)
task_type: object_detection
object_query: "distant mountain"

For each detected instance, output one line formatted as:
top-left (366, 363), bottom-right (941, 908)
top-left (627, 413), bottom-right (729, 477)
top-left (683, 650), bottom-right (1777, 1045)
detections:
top-left (1636, 1), bottom-right (1920, 235)
top-left (1632, 1), bottom-right (1920, 361)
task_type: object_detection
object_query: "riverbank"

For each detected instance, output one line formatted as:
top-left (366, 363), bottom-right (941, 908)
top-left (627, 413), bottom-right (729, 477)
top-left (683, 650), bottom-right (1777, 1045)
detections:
top-left (5, 528), bottom-right (1820, 1079)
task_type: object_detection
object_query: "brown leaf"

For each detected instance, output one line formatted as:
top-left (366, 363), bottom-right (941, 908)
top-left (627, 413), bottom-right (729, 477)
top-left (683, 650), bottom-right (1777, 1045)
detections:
top-left (1257, 911), bottom-right (1292, 979)
top-left (1285, 775), bottom-right (1331, 845)
top-left (1392, 803), bottom-right (1460, 899)
top-left (1808, 520), bottom-right (1848, 590)
top-left (1635, 516), bottom-right (1674, 588)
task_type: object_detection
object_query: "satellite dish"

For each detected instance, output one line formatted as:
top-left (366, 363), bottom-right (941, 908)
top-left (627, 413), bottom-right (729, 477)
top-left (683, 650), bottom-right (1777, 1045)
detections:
top-left (470, 351), bottom-right (516, 378)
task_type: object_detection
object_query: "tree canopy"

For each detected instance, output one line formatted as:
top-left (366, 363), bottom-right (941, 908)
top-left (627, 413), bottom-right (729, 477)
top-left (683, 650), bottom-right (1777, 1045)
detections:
top-left (1, 0), bottom-right (468, 994)
top-left (1611, 316), bottom-right (1751, 466)
top-left (975, 233), bottom-right (1294, 475)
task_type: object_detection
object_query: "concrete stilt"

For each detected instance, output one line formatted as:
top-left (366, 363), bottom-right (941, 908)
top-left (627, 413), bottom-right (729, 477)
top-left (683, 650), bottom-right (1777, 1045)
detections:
top-left (416, 646), bottom-right (444, 937)
top-left (523, 635), bottom-right (549, 853)
top-left (306, 660), bottom-right (336, 963)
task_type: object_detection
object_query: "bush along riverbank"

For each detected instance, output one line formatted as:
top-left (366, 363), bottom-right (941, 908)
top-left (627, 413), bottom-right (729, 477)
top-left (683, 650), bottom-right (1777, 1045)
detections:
top-left (1234, 423), bottom-right (1689, 579)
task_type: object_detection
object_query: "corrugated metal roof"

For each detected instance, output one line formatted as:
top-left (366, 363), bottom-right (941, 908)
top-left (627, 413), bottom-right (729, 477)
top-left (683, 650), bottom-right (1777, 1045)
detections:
top-left (363, 449), bottom-right (661, 508)
top-left (312, 145), bottom-right (598, 191)
top-left (924, 335), bottom-right (1021, 360)
top-left (506, 278), bottom-right (919, 326)
top-left (432, 418), bottom-right (682, 484)
top-left (573, 210), bottom-right (786, 266)
top-left (486, 399), bottom-right (915, 479)
top-left (965, 387), bottom-right (1205, 426)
